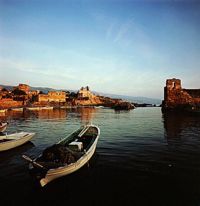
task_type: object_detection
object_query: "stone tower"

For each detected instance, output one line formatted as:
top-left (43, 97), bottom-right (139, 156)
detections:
top-left (166, 78), bottom-right (181, 90)
top-left (162, 78), bottom-right (195, 112)
top-left (164, 78), bottom-right (181, 102)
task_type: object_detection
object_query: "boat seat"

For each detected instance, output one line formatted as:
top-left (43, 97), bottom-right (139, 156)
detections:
top-left (68, 141), bottom-right (83, 152)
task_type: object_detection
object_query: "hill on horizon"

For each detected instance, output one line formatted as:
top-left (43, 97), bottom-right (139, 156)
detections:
top-left (95, 92), bottom-right (162, 105)
top-left (0, 84), bottom-right (162, 105)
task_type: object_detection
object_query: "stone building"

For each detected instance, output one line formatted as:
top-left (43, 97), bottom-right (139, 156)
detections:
top-left (162, 78), bottom-right (200, 112)
top-left (14, 84), bottom-right (30, 94)
top-left (75, 86), bottom-right (104, 106)
top-left (0, 98), bottom-right (23, 109)
top-left (37, 91), bottom-right (66, 103)
top-left (77, 86), bottom-right (95, 100)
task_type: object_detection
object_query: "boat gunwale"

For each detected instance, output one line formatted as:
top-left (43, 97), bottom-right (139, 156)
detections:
top-left (31, 125), bottom-right (100, 177)
top-left (46, 134), bottom-right (99, 174)
top-left (0, 132), bottom-right (35, 144)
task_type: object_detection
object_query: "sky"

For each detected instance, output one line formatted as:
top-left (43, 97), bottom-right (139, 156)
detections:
top-left (0, 0), bottom-right (200, 99)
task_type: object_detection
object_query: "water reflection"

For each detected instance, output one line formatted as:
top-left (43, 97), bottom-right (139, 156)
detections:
top-left (76, 107), bottom-right (97, 124)
top-left (163, 112), bottom-right (200, 139)
top-left (0, 107), bottom-right (98, 123)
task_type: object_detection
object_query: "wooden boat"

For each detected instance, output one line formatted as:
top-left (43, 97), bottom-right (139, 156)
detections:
top-left (11, 108), bottom-right (24, 112)
top-left (26, 107), bottom-right (40, 111)
top-left (0, 122), bottom-right (7, 133)
top-left (0, 132), bottom-right (35, 152)
top-left (0, 109), bottom-right (7, 113)
top-left (26, 106), bottom-right (53, 111)
top-left (23, 124), bottom-right (100, 187)
top-left (40, 106), bottom-right (53, 110)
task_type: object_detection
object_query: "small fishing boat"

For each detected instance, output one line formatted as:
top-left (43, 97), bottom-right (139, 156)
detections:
top-left (0, 122), bottom-right (7, 132)
top-left (0, 132), bottom-right (35, 152)
top-left (40, 106), bottom-right (53, 110)
top-left (0, 109), bottom-right (7, 113)
top-left (11, 107), bottom-right (24, 112)
top-left (94, 106), bottom-right (104, 109)
top-left (23, 124), bottom-right (100, 187)
top-left (26, 107), bottom-right (40, 111)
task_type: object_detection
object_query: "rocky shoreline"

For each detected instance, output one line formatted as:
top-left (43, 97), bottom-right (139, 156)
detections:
top-left (0, 84), bottom-right (135, 112)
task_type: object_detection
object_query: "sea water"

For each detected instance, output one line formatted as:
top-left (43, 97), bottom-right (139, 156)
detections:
top-left (0, 107), bottom-right (200, 206)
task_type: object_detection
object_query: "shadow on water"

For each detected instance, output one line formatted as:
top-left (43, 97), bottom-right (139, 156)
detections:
top-left (0, 142), bottom-right (35, 178)
top-left (0, 141), bottom-right (34, 160)
top-left (163, 112), bottom-right (200, 139)
top-left (163, 112), bottom-right (200, 150)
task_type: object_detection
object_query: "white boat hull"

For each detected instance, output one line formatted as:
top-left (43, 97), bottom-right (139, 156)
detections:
top-left (40, 136), bottom-right (99, 187)
top-left (0, 132), bottom-right (35, 151)
top-left (0, 123), bottom-right (7, 133)
top-left (29, 124), bottom-right (100, 187)
top-left (26, 107), bottom-right (40, 111)
top-left (11, 108), bottom-right (24, 112)
top-left (0, 109), bottom-right (7, 114)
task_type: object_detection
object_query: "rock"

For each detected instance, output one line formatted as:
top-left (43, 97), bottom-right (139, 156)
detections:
top-left (112, 101), bottom-right (135, 110)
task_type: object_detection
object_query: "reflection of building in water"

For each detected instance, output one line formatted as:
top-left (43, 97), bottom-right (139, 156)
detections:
top-left (163, 113), bottom-right (200, 139)
top-left (37, 109), bottom-right (67, 119)
top-left (77, 107), bottom-right (96, 124)
top-left (0, 109), bottom-right (68, 121)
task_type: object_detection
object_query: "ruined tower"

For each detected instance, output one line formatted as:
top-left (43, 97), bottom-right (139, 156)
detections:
top-left (162, 78), bottom-right (199, 112)
top-left (164, 78), bottom-right (182, 103)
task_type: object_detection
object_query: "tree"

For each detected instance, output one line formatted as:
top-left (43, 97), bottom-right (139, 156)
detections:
top-left (12, 88), bottom-right (26, 95)
top-left (69, 92), bottom-right (78, 98)
top-left (2, 88), bottom-right (8, 92)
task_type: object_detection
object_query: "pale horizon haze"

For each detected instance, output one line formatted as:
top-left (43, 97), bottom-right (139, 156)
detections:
top-left (0, 0), bottom-right (200, 99)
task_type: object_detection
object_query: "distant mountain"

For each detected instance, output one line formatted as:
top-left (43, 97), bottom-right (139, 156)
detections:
top-left (0, 84), bottom-right (73, 94)
top-left (0, 84), bottom-right (162, 105)
top-left (94, 92), bottom-right (162, 105)
top-left (0, 85), bottom-right (13, 91)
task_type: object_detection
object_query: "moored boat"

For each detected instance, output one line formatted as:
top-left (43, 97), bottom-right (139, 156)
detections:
top-left (0, 122), bottom-right (8, 133)
top-left (0, 109), bottom-right (7, 113)
top-left (26, 106), bottom-right (53, 111)
top-left (40, 106), bottom-right (53, 110)
top-left (11, 107), bottom-right (24, 112)
top-left (23, 124), bottom-right (100, 187)
top-left (0, 132), bottom-right (35, 152)
top-left (26, 107), bottom-right (40, 111)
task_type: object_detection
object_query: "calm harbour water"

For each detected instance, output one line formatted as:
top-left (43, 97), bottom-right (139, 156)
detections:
top-left (0, 107), bottom-right (200, 206)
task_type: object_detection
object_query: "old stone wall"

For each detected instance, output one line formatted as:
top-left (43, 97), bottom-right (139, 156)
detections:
top-left (48, 91), bottom-right (66, 102)
top-left (37, 91), bottom-right (66, 103)
top-left (0, 98), bottom-right (23, 109)
top-left (162, 78), bottom-right (200, 111)
top-left (75, 96), bottom-right (103, 106)
top-left (77, 87), bottom-right (95, 99)
top-left (14, 84), bottom-right (30, 94)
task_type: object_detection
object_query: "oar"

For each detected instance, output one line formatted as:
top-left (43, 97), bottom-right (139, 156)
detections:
top-left (22, 155), bottom-right (46, 170)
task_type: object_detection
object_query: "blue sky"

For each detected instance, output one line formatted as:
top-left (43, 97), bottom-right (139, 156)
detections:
top-left (0, 0), bottom-right (200, 99)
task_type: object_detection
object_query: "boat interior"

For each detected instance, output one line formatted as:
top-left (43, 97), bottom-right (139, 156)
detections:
top-left (34, 126), bottom-right (98, 169)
